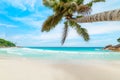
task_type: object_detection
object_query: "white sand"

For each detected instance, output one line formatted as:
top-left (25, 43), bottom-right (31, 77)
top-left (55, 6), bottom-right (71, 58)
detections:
top-left (0, 57), bottom-right (120, 80)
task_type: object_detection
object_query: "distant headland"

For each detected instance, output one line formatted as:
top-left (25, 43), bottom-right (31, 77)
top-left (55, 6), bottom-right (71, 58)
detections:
top-left (0, 38), bottom-right (16, 48)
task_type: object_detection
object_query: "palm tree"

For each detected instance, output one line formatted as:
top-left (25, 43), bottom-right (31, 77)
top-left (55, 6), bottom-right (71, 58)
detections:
top-left (73, 9), bottom-right (120, 23)
top-left (42, 0), bottom-right (105, 45)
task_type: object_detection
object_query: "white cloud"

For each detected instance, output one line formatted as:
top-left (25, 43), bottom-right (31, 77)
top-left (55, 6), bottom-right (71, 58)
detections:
top-left (0, 23), bottom-right (17, 28)
top-left (13, 9), bottom-right (52, 29)
top-left (91, 0), bottom-right (120, 14)
top-left (13, 17), bottom-right (43, 28)
top-left (0, 33), bottom-right (6, 38)
top-left (81, 22), bottom-right (120, 35)
top-left (2, 0), bottom-right (41, 11)
top-left (7, 32), bottom-right (60, 46)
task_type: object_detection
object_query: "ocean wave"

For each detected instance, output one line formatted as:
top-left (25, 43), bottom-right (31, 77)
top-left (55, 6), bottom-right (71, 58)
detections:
top-left (0, 47), bottom-right (119, 56)
top-left (95, 48), bottom-right (101, 51)
top-left (0, 47), bottom-right (120, 60)
top-left (24, 48), bottom-right (113, 54)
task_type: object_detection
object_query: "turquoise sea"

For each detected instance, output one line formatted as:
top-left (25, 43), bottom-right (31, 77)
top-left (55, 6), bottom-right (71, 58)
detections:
top-left (0, 47), bottom-right (120, 60)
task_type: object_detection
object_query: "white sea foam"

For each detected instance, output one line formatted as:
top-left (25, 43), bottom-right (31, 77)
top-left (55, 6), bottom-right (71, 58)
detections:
top-left (0, 48), bottom-right (119, 57)
top-left (95, 48), bottom-right (101, 51)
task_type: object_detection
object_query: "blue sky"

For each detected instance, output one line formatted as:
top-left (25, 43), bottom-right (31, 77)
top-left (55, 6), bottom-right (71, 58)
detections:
top-left (0, 0), bottom-right (120, 47)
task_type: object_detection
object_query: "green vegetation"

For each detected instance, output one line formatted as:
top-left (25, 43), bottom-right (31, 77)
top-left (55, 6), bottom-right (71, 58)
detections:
top-left (42, 0), bottom-right (105, 45)
top-left (0, 38), bottom-right (16, 47)
top-left (117, 38), bottom-right (120, 43)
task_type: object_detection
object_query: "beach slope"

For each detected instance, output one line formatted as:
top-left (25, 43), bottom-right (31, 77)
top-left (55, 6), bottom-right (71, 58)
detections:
top-left (0, 58), bottom-right (120, 80)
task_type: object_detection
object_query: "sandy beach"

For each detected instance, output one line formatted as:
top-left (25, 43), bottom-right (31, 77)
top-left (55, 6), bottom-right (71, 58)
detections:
top-left (0, 57), bottom-right (120, 80)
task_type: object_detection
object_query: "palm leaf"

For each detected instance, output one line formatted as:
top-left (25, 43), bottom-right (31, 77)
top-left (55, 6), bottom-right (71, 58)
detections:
top-left (42, 14), bottom-right (63, 32)
top-left (43, 0), bottom-right (58, 8)
top-left (61, 21), bottom-right (68, 45)
top-left (69, 20), bottom-right (77, 27)
top-left (76, 15), bottom-right (83, 18)
top-left (75, 24), bottom-right (90, 41)
top-left (69, 20), bottom-right (89, 41)
top-left (92, 0), bottom-right (105, 3)
top-left (60, 0), bottom-right (68, 3)
top-left (77, 5), bottom-right (91, 15)
top-left (87, 0), bottom-right (105, 7)
top-left (76, 0), bottom-right (84, 5)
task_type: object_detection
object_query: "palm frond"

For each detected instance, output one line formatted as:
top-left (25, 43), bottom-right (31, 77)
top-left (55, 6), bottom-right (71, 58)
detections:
top-left (75, 24), bottom-right (90, 41)
top-left (76, 15), bottom-right (83, 18)
top-left (43, 0), bottom-right (58, 8)
top-left (69, 20), bottom-right (77, 28)
top-left (76, 0), bottom-right (84, 5)
top-left (60, 0), bottom-right (77, 3)
top-left (53, 2), bottom-right (64, 12)
top-left (86, 0), bottom-right (105, 7)
top-left (77, 5), bottom-right (91, 15)
top-left (61, 21), bottom-right (68, 45)
top-left (60, 0), bottom-right (68, 3)
top-left (92, 0), bottom-right (105, 3)
top-left (69, 20), bottom-right (89, 41)
top-left (42, 14), bottom-right (63, 32)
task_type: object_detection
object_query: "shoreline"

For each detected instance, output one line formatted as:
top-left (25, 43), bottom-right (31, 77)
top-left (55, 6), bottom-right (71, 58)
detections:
top-left (0, 46), bottom-right (23, 48)
top-left (0, 56), bottom-right (120, 80)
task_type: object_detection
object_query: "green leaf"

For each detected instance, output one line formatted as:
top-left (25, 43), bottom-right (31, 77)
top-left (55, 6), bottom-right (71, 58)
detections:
top-left (43, 0), bottom-right (58, 8)
top-left (42, 14), bottom-right (63, 32)
top-left (76, 0), bottom-right (84, 5)
top-left (86, 0), bottom-right (105, 7)
top-left (75, 24), bottom-right (90, 41)
top-left (76, 15), bottom-right (83, 18)
top-left (69, 20), bottom-right (76, 27)
top-left (92, 0), bottom-right (105, 3)
top-left (87, 2), bottom-right (93, 7)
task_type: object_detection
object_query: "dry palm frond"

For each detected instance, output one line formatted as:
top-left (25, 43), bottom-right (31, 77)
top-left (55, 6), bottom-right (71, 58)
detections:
top-left (42, 14), bottom-right (63, 32)
top-left (70, 2), bottom-right (78, 12)
top-left (77, 5), bottom-right (91, 15)
top-left (75, 24), bottom-right (89, 41)
top-left (61, 21), bottom-right (68, 45)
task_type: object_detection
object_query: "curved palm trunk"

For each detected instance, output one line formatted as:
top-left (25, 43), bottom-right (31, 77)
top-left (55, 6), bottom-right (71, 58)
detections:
top-left (74, 9), bottom-right (120, 23)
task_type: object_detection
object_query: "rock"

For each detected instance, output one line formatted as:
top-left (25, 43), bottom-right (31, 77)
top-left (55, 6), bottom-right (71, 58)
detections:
top-left (114, 44), bottom-right (120, 48)
top-left (104, 44), bottom-right (120, 52)
top-left (104, 45), bottom-right (112, 50)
